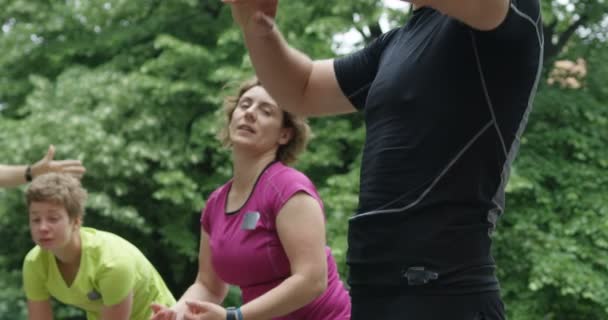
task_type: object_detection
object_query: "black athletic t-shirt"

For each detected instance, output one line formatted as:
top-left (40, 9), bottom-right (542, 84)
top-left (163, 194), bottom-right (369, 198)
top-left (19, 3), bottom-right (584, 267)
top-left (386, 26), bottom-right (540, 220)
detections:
top-left (334, 0), bottom-right (543, 294)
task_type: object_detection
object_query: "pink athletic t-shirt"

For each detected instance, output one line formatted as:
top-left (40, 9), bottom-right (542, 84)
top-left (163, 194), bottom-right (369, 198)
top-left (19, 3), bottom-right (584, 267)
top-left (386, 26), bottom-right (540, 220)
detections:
top-left (201, 161), bottom-right (351, 320)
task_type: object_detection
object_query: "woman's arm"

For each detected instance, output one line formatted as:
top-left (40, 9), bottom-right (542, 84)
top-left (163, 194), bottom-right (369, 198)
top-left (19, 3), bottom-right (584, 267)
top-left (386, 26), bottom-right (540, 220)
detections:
top-left (151, 230), bottom-right (229, 320)
top-left (27, 300), bottom-right (53, 320)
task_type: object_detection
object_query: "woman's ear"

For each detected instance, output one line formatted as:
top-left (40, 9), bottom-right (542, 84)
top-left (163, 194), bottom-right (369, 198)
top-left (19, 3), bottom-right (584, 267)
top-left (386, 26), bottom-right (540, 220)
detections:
top-left (278, 127), bottom-right (294, 145)
top-left (73, 216), bottom-right (83, 229)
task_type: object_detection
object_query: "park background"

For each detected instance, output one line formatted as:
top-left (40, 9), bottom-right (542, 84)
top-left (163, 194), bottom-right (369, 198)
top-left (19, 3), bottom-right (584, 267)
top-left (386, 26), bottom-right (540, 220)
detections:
top-left (1, 0), bottom-right (607, 318)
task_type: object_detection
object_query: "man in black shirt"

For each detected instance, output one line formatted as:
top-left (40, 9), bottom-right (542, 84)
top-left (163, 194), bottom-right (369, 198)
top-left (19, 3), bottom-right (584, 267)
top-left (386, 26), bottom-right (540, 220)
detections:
top-left (224, 0), bottom-right (543, 318)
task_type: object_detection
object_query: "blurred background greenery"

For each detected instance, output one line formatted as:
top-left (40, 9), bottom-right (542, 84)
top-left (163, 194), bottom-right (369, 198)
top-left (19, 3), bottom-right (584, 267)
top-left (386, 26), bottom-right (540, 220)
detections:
top-left (0, 0), bottom-right (606, 319)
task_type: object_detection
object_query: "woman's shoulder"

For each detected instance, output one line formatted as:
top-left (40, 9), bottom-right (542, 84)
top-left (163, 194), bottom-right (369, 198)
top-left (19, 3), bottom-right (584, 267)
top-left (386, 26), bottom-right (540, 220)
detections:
top-left (259, 162), bottom-right (320, 205)
top-left (207, 179), bottom-right (232, 200)
top-left (263, 162), bottom-right (312, 185)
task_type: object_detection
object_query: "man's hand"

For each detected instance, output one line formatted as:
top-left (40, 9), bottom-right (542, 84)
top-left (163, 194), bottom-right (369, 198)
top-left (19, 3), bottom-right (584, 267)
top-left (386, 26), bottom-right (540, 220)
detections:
top-left (222, 0), bottom-right (278, 36)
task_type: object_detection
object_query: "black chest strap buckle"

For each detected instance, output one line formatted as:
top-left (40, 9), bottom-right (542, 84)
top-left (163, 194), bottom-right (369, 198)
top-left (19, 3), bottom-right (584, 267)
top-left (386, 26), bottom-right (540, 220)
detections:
top-left (402, 266), bottom-right (439, 286)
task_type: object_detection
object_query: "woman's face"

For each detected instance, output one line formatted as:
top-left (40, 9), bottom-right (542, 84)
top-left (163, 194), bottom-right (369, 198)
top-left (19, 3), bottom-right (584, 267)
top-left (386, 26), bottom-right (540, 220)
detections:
top-left (229, 85), bottom-right (292, 154)
top-left (28, 201), bottom-right (79, 252)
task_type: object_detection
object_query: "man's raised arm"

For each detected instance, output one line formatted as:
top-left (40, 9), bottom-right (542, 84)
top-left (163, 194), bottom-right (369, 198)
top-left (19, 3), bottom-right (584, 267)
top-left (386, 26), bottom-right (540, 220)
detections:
top-left (223, 0), bottom-right (356, 117)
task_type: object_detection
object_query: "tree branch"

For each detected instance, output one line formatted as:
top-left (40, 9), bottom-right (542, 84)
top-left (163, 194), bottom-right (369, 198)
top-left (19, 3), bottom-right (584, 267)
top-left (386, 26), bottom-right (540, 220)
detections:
top-left (544, 15), bottom-right (589, 63)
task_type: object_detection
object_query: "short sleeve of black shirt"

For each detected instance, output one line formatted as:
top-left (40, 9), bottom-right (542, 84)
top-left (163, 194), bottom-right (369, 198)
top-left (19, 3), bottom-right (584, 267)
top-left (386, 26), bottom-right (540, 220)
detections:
top-left (333, 29), bottom-right (399, 111)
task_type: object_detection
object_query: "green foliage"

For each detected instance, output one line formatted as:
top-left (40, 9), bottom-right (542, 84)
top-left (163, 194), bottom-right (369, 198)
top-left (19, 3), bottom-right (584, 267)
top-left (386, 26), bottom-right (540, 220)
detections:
top-left (496, 43), bottom-right (608, 318)
top-left (0, 268), bottom-right (28, 320)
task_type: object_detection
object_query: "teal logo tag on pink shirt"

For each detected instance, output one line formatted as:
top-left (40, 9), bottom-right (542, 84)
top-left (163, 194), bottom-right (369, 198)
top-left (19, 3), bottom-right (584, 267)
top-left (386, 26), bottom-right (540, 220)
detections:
top-left (87, 290), bottom-right (101, 301)
top-left (241, 211), bottom-right (260, 230)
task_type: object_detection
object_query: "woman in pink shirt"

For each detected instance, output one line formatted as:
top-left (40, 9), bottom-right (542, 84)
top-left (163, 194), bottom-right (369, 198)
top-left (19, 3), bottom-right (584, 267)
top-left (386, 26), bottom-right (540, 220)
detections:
top-left (151, 78), bottom-right (351, 320)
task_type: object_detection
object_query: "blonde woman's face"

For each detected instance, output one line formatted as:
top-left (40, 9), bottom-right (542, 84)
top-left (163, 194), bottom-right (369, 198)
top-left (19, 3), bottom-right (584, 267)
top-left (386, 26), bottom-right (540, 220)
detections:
top-left (229, 86), bottom-right (292, 153)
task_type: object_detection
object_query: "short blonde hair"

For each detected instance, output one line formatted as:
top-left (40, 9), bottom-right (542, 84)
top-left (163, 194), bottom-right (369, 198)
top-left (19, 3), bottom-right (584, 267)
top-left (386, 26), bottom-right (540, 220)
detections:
top-left (217, 77), bottom-right (311, 165)
top-left (26, 173), bottom-right (87, 220)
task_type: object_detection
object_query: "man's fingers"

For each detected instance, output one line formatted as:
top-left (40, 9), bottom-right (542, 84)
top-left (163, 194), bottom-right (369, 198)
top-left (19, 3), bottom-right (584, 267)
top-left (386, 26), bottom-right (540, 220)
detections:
top-left (222, 0), bottom-right (278, 18)
top-left (254, 11), bottom-right (275, 30)
top-left (259, 0), bottom-right (278, 17)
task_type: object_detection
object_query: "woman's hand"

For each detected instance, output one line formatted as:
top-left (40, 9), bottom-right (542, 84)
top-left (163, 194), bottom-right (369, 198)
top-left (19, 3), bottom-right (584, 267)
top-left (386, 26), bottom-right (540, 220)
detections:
top-left (150, 303), bottom-right (183, 320)
top-left (183, 300), bottom-right (226, 320)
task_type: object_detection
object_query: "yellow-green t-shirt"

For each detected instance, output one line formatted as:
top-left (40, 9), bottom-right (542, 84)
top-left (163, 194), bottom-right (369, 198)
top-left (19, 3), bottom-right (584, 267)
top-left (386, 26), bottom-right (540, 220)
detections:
top-left (22, 227), bottom-right (175, 320)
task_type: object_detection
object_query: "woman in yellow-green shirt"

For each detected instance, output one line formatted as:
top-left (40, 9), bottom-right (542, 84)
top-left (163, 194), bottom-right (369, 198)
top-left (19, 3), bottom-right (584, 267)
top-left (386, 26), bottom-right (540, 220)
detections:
top-left (22, 173), bottom-right (175, 320)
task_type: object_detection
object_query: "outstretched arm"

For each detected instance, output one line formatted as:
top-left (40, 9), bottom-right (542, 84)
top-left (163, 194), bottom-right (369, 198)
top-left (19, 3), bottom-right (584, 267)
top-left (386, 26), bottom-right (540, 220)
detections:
top-left (0, 145), bottom-right (85, 187)
top-left (223, 0), bottom-right (356, 117)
